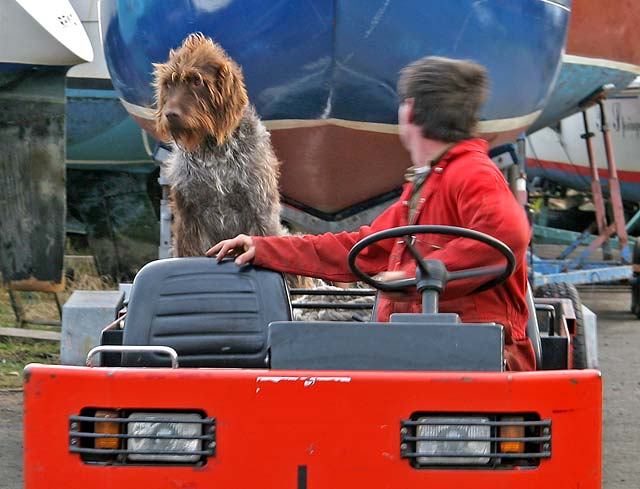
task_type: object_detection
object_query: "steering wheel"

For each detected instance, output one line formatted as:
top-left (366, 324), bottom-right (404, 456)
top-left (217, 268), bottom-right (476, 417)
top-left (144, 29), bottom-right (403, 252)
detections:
top-left (347, 225), bottom-right (516, 294)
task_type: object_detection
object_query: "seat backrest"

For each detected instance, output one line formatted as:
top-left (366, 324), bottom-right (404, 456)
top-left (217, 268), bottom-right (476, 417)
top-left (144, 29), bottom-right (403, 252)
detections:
top-left (122, 257), bottom-right (291, 367)
top-left (525, 283), bottom-right (542, 369)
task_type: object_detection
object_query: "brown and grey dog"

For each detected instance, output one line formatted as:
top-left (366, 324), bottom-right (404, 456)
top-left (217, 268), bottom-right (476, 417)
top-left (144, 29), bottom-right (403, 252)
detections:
top-left (152, 33), bottom-right (370, 308)
top-left (153, 33), bottom-right (285, 257)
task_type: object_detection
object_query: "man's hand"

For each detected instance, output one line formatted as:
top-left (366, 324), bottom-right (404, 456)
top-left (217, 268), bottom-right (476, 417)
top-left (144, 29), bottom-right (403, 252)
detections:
top-left (373, 270), bottom-right (416, 302)
top-left (373, 271), bottom-right (408, 283)
top-left (205, 234), bottom-right (255, 265)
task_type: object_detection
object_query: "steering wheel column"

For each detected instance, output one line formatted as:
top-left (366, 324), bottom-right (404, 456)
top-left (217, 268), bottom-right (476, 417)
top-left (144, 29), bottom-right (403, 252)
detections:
top-left (414, 259), bottom-right (448, 314)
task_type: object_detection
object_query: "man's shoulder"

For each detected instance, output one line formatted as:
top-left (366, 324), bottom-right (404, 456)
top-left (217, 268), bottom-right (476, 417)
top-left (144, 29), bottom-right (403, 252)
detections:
top-left (444, 138), bottom-right (490, 163)
top-left (447, 138), bottom-right (489, 156)
top-left (442, 150), bottom-right (512, 196)
top-left (446, 147), bottom-right (498, 177)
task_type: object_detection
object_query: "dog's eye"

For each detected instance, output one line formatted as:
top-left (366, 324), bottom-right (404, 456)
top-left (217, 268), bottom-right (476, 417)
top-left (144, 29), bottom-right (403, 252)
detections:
top-left (191, 76), bottom-right (203, 87)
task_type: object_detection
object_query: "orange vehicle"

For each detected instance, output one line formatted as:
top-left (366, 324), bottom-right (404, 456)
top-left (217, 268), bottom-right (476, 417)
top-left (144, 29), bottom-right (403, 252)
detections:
top-left (23, 226), bottom-right (602, 488)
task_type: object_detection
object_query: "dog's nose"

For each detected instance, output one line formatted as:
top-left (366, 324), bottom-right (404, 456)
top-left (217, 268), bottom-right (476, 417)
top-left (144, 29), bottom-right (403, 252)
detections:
top-left (164, 107), bottom-right (183, 123)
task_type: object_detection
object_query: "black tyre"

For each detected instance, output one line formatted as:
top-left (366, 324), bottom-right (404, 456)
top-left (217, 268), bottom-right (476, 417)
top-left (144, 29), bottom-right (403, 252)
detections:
top-left (534, 282), bottom-right (587, 369)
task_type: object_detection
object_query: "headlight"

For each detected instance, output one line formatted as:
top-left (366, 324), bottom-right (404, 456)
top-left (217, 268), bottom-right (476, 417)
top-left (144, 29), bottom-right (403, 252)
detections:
top-left (400, 413), bottom-right (552, 469)
top-left (415, 416), bottom-right (491, 465)
top-left (127, 412), bottom-right (203, 462)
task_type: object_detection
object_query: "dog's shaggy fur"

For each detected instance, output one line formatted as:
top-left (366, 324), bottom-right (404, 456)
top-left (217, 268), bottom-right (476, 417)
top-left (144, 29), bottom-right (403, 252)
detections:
top-left (153, 33), bottom-right (285, 257)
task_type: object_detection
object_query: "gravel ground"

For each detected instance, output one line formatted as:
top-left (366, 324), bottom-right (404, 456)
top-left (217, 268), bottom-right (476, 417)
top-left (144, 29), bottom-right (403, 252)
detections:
top-left (579, 284), bottom-right (640, 489)
top-left (0, 389), bottom-right (23, 489)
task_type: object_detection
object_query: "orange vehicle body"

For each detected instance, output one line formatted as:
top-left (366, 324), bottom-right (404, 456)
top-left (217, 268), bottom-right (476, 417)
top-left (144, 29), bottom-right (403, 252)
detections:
top-left (24, 365), bottom-right (601, 489)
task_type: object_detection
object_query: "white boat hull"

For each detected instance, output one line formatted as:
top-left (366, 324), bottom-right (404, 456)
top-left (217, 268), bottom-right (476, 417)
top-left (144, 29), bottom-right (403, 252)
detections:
top-left (527, 86), bottom-right (640, 203)
top-left (0, 0), bottom-right (92, 66)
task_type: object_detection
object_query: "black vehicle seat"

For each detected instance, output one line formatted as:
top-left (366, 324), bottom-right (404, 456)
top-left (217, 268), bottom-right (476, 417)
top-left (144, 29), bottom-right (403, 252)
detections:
top-left (525, 283), bottom-right (542, 369)
top-left (121, 257), bottom-right (291, 367)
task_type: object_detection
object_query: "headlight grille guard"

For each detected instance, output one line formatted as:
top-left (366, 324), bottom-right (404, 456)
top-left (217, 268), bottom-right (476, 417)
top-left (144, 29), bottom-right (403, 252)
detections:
top-left (400, 416), bottom-right (552, 468)
top-left (69, 413), bottom-right (216, 463)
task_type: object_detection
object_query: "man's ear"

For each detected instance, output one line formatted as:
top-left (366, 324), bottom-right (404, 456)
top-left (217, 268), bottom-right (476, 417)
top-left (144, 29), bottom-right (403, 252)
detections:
top-left (404, 98), bottom-right (415, 123)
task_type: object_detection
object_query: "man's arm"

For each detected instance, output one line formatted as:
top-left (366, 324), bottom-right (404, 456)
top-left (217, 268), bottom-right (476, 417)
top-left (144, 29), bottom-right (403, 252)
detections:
top-left (208, 188), bottom-right (411, 283)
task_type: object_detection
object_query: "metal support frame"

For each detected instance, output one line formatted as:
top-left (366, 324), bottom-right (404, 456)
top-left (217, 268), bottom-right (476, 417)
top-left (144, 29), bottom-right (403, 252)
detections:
top-left (598, 98), bottom-right (629, 259)
top-left (530, 84), bottom-right (635, 290)
top-left (515, 134), bottom-right (528, 206)
top-left (153, 144), bottom-right (173, 259)
top-left (580, 109), bottom-right (612, 260)
top-left (567, 97), bottom-right (631, 265)
top-left (626, 207), bottom-right (640, 235)
top-left (533, 224), bottom-right (635, 250)
top-left (538, 86), bottom-right (631, 263)
top-left (529, 253), bottom-right (633, 287)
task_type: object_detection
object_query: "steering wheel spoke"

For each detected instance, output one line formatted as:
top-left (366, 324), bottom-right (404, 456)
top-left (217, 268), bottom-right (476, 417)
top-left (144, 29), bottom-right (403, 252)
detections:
top-left (374, 277), bottom-right (417, 292)
top-left (404, 236), bottom-right (430, 274)
top-left (447, 265), bottom-right (510, 282)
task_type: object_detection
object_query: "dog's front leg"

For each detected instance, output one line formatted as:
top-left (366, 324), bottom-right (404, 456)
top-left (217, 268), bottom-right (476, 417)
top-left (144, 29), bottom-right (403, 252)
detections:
top-left (172, 214), bottom-right (206, 257)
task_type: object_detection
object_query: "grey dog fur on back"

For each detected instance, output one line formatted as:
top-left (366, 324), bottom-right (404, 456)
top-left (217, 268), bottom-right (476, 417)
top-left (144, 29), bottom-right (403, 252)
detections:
top-left (167, 105), bottom-right (284, 257)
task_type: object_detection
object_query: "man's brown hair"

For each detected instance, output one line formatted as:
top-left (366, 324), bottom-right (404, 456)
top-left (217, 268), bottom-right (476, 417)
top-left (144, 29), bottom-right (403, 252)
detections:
top-left (397, 56), bottom-right (488, 143)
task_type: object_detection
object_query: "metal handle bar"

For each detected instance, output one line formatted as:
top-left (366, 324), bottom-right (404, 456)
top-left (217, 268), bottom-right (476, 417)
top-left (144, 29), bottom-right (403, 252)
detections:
top-left (86, 345), bottom-right (179, 368)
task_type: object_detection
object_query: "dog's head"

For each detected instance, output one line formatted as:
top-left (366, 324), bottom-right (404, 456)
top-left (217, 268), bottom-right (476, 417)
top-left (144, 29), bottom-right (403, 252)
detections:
top-left (153, 33), bottom-right (249, 150)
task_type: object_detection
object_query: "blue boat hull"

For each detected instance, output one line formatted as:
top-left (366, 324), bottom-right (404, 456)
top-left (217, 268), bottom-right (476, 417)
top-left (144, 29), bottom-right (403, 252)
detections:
top-left (65, 82), bottom-right (154, 169)
top-left (528, 61), bottom-right (639, 134)
top-left (99, 0), bottom-right (570, 217)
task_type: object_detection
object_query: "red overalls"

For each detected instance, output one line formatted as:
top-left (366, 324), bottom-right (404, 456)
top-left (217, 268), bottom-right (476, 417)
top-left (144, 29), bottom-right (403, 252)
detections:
top-left (253, 139), bottom-right (535, 370)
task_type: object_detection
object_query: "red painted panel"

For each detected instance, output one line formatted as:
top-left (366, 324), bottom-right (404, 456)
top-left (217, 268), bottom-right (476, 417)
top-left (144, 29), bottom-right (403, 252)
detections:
top-left (272, 125), bottom-right (525, 213)
top-left (272, 125), bottom-right (410, 213)
top-left (24, 365), bottom-right (602, 489)
top-left (566, 0), bottom-right (640, 67)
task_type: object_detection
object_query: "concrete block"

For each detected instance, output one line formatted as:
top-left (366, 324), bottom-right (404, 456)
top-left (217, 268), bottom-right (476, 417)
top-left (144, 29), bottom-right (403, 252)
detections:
top-left (61, 290), bottom-right (124, 365)
top-left (119, 283), bottom-right (133, 303)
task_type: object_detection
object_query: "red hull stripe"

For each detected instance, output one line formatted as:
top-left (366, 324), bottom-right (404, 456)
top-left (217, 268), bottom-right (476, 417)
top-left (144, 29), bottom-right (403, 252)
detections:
top-left (526, 157), bottom-right (640, 183)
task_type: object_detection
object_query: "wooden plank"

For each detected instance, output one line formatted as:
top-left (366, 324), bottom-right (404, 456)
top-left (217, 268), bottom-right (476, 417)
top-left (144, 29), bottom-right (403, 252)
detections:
top-left (0, 327), bottom-right (61, 342)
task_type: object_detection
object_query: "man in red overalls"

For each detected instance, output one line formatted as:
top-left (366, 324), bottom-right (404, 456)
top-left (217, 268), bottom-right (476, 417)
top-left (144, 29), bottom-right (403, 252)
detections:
top-left (206, 56), bottom-right (534, 371)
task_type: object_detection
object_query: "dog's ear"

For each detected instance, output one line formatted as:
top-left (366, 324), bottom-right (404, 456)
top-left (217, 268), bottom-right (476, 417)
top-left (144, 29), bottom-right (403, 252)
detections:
top-left (211, 60), bottom-right (249, 145)
top-left (152, 61), bottom-right (173, 142)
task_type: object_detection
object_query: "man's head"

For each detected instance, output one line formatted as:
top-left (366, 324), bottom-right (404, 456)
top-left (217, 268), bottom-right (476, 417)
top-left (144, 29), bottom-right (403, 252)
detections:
top-left (397, 56), bottom-right (488, 143)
